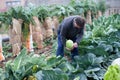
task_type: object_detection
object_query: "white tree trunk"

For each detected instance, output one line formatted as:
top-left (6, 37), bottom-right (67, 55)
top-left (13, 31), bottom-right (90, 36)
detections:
top-left (24, 24), bottom-right (34, 52)
top-left (0, 35), bottom-right (5, 61)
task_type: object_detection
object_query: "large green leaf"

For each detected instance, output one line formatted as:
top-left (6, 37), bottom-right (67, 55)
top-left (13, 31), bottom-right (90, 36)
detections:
top-left (84, 68), bottom-right (101, 79)
top-left (79, 73), bottom-right (87, 80)
top-left (12, 48), bottom-right (27, 71)
top-left (46, 56), bottom-right (66, 68)
top-left (35, 69), bottom-right (69, 80)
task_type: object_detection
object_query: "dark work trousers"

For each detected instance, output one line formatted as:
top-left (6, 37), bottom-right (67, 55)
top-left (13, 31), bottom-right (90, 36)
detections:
top-left (56, 30), bottom-right (78, 60)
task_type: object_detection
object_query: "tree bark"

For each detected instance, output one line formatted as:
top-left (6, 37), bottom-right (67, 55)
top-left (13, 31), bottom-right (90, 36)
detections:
top-left (52, 16), bottom-right (59, 36)
top-left (32, 16), bottom-right (43, 49)
top-left (43, 17), bottom-right (54, 39)
top-left (86, 10), bottom-right (92, 25)
top-left (98, 10), bottom-right (102, 17)
top-left (9, 18), bottom-right (22, 56)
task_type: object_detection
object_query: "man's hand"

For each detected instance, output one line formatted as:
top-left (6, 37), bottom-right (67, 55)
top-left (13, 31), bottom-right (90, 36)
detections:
top-left (73, 42), bottom-right (78, 48)
top-left (66, 42), bottom-right (78, 51)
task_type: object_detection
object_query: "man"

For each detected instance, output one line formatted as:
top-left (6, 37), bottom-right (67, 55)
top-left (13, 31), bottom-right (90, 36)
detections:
top-left (56, 15), bottom-right (86, 60)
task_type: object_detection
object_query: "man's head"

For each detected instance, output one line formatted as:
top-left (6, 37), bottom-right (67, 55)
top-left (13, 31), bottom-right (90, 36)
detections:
top-left (73, 17), bottom-right (85, 28)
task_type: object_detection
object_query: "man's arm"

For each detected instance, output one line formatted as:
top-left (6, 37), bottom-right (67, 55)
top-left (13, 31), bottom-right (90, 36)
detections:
top-left (60, 25), bottom-right (68, 47)
top-left (76, 28), bottom-right (84, 44)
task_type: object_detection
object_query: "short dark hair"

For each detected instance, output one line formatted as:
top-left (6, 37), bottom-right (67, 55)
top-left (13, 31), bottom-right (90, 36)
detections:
top-left (74, 17), bottom-right (85, 27)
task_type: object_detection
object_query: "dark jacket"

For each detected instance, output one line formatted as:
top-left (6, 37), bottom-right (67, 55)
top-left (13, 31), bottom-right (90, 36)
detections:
top-left (58, 16), bottom-right (84, 46)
